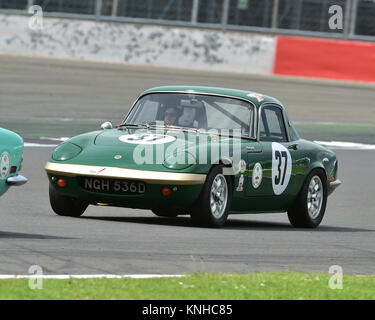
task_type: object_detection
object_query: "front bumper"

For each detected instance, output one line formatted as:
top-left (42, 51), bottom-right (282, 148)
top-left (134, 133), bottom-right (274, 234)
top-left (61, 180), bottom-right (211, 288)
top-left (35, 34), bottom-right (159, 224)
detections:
top-left (6, 175), bottom-right (28, 186)
top-left (45, 162), bottom-right (206, 185)
top-left (45, 162), bottom-right (206, 209)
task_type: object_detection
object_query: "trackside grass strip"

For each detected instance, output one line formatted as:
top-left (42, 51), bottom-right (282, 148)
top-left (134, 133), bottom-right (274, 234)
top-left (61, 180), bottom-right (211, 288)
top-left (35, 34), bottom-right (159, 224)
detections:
top-left (0, 272), bottom-right (374, 300)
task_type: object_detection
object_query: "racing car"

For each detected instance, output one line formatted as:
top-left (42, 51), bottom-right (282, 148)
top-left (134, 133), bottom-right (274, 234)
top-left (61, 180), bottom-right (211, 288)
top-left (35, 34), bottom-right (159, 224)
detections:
top-left (0, 128), bottom-right (27, 197)
top-left (45, 86), bottom-right (341, 228)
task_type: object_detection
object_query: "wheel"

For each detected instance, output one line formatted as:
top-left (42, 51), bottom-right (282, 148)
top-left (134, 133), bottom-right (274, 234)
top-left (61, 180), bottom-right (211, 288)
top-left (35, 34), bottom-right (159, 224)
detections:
top-left (287, 169), bottom-right (327, 228)
top-left (151, 208), bottom-right (178, 218)
top-left (190, 165), bottom-right (232, 227)
top-left (49, 184), bottom-right (88, 217)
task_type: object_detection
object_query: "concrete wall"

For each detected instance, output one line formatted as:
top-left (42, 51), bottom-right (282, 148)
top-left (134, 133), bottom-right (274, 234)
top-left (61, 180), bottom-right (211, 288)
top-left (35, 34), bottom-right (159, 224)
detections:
top-left (0, 13), bottom-right (276, 75)
top-left (3, 13), bottom-right (372, 82)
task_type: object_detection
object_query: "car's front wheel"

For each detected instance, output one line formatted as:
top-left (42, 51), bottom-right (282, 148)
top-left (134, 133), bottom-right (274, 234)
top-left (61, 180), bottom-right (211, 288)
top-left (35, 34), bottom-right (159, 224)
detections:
top-left (190, 165), bottom-right (232, 227)
top-left (49, 185), bottom-right (88, 217)
top-left (287, 169), bottom-right (327, 228)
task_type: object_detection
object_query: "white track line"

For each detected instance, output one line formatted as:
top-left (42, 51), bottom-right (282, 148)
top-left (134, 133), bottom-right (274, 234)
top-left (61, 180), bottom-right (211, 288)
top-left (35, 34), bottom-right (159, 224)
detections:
top-left (24, 143), bottom-right (58, 147)
top-left (315, 141), bottom-right (375, 150)
top-left (24, 140), bottom-right (375, 150)
top-left (39, 137), bottom-right (69, 142)
top-left (0, 274), bottom-right (184, 280)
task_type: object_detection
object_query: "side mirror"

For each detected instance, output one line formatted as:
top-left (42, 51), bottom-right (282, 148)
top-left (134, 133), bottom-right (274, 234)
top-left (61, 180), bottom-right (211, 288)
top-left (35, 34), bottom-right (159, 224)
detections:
top-left (101, 121), bottom-right (113, 130)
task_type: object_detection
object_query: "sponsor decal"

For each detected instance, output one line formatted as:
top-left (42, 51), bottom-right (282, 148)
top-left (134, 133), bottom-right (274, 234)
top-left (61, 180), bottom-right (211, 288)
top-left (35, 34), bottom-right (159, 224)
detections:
top-left (88, 168), bottom-right (107, 175)
top-left (1, 152), bottom-right (10, 180)
top-left (252, 162), bottom-right (263, 189)
top-left (119, 134), bottom-right (176, 145)
top-left (271, 142), bottom-right (292, 195)
top-left (239, 159), bottom-right (247, 173)
top-left (236, 174), bottom-right (244, 192)
top-left (236, 159), bottom-right (247, 192)
top-left (97, 168), bottom-right (106, 174)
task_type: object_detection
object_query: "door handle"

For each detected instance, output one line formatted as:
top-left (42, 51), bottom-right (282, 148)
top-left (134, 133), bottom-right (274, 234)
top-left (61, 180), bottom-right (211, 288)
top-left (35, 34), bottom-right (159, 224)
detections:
top-left (288, 143), bottom-right (298, 150)
top-left (246, 146), bottom-right (262, 153)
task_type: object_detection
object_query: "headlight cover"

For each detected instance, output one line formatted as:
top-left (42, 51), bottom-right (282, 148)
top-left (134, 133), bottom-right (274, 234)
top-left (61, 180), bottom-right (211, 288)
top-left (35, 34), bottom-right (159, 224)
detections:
top-left (52, 142), bottom-right (82, 161)
top-left (163, 151), bottom-right (196, 170)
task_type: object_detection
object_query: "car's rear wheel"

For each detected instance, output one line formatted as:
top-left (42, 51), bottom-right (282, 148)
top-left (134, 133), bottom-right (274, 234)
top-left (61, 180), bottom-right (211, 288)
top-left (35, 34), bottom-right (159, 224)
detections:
top-left (151, 209), bottom-right (178, 218)
top-left (287, 169), bottom-right (327, 228)
top-left (49, 184), bottom-right (88, 217)
top-left (190, 165), bottom-right (232, 227)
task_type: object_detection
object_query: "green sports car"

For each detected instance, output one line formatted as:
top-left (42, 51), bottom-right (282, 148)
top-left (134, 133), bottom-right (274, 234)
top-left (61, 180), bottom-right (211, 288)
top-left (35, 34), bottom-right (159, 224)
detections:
top-left (0, 128), bottom-right (27, 197)
top-left (45, 86), bottom-right (341, 228)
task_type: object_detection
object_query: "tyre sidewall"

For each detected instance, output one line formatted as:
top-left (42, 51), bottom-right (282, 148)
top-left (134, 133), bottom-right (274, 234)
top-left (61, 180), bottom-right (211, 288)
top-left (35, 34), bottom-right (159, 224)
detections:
top-left (307, 171), bottom-right (327, 226)
top-left (288, 169), bottom-right (327, 228)
top-left (191, 165), bottom-right (232, 227)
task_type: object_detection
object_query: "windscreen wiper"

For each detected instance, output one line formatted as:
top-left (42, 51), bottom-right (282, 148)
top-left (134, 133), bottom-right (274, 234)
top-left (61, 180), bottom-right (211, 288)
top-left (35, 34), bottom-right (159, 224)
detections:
top-left (117, 123), bottom-right (151, 129)
top-left (162, 125), bottom-right (201, 134)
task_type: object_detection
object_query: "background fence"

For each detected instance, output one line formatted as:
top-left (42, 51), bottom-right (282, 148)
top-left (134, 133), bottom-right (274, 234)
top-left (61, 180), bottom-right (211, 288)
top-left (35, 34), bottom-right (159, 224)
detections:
top-left (0, 0), bottom-right (374, 41)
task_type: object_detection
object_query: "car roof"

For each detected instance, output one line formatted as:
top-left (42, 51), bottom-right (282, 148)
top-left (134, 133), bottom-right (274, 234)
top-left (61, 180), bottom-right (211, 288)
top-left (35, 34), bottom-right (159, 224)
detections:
top-left (141, 86), bottom-right (282, 108)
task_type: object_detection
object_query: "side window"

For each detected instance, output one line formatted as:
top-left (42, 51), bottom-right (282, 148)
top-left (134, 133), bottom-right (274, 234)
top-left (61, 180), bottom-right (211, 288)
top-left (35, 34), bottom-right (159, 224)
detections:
top-left (259, 106), bottom-right (288, 142)
top-left (284, 110), bottom-right (300, 141)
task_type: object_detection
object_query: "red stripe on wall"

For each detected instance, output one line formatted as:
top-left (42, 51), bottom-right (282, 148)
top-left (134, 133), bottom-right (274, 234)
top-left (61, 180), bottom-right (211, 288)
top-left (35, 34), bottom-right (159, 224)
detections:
top-left (274, 36), bottom-right (375, 83)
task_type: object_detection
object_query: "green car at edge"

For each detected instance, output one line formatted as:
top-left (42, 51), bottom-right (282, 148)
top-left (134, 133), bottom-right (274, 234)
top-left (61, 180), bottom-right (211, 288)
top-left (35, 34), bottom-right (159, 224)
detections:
top-left (0, 128), bottom-right (28, 197)
top-left (45, 86), bottom-right (341, 228)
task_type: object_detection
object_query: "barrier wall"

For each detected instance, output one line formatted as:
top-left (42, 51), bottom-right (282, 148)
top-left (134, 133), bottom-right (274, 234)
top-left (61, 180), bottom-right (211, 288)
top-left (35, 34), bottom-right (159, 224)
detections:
top-left (0, 14), bottom-right (276, 75)
top-left (1, 13), bottom-right (374, 83)
top-left (274, 36), bottom-right (375, 83)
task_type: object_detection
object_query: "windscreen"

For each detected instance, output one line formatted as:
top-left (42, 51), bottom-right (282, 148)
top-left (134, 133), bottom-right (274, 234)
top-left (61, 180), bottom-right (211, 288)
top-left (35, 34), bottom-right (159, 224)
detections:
top-left (125, 93), bottom-right (255, 137)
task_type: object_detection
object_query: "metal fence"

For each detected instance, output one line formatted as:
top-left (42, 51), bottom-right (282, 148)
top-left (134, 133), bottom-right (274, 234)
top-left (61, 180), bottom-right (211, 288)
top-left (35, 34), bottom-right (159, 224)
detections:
top-left (0, 0), bottom-right (374, 41)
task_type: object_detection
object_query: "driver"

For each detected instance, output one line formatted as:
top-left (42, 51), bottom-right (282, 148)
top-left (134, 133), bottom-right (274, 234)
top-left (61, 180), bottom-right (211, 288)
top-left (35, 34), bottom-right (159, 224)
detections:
top-left (163, 106), bottom-right (180, 126)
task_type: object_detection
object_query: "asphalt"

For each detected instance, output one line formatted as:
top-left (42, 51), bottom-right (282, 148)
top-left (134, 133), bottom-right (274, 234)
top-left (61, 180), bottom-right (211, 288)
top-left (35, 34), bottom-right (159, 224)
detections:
top-left (1, 147), bottom-right (374, 275)
top-left (1, 54), bottom-right (375, 125)
top-left (0, 55), bottom-right (375, 275)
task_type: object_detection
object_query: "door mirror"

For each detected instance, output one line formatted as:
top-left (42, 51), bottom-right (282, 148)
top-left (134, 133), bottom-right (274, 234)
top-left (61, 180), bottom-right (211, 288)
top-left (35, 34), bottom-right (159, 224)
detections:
top-left (101, 122), bottom-right (113, 130)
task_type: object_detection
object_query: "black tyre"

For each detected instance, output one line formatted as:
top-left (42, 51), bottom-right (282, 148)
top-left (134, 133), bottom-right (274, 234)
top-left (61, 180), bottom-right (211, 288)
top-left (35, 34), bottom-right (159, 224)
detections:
top-left (287, 169), bottom-right (327, 228)
top-left (190, 165), bottom-right (232, 227)
top-left (151, 208), bottom-right (178, 218)
top-left (49, 184), bottom-right (88, 217)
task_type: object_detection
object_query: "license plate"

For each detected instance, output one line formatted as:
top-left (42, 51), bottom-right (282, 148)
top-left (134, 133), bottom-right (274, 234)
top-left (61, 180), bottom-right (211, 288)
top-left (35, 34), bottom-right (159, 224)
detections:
top-left (79, 177), bottom-right (146, 195)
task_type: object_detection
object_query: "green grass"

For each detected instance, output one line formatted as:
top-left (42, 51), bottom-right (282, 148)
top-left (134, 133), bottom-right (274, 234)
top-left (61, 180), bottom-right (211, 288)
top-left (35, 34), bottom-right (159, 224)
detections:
top-left (1, 272), bottom-right (374, 300)
top-left (1, 119), bottom-right (375, 144)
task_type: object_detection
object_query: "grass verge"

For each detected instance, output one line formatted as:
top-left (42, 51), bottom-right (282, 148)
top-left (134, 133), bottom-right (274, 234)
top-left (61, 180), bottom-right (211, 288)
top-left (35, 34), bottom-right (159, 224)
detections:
top-left (0, 272), bottom-right (374, 300)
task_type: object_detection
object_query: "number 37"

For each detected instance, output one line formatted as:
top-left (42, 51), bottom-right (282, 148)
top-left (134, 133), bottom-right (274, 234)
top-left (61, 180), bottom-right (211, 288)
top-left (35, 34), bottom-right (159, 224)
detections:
top-left (274, 151), bottom-right (288, 186)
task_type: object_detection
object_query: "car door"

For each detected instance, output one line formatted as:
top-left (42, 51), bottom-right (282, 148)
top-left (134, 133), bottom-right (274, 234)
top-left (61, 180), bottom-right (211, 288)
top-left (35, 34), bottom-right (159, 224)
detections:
top-left (246, 104), bottom-right (297, 210)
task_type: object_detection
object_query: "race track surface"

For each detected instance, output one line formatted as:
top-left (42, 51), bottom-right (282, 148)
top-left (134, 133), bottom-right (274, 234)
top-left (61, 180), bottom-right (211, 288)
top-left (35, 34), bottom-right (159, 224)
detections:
top-left (1, 55), bottom-right (374, 275)
top-left (1, 54), bottom-right (375, 124)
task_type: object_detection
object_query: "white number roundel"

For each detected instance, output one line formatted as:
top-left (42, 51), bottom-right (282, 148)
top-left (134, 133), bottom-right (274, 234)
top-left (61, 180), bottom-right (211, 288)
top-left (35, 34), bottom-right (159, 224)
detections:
top-left (272, 143), bottom-right (292, 195)
top-left (119, 134), bottom-right (176, 145)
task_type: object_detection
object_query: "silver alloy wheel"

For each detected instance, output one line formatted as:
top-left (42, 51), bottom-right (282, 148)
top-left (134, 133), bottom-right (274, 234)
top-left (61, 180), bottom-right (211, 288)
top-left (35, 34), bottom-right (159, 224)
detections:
top-left (307, 175), bottom-right (323, 219)
top-left (210, 174), bottom-right (228, 219)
